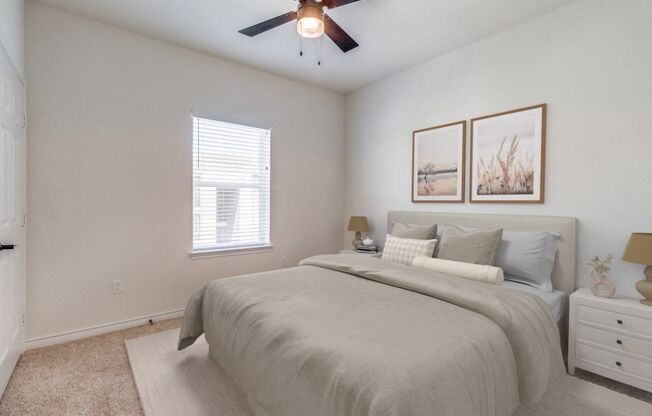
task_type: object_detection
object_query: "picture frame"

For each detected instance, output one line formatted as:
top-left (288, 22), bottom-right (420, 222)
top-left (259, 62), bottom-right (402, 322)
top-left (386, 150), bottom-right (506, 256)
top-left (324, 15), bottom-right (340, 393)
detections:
top-left (470, 104), bottom-right (546, 203)
top-left (412, 121), bottom-right (466, 203)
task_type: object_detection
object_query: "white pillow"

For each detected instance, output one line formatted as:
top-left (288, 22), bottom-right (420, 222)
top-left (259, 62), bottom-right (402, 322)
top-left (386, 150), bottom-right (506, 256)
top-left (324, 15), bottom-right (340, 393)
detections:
top-left (382, 235), bottom-right (437, 266)
top-left (494, 231), bottom-right (560, 292)
top-left (412, 257), bottom-right (504, 285)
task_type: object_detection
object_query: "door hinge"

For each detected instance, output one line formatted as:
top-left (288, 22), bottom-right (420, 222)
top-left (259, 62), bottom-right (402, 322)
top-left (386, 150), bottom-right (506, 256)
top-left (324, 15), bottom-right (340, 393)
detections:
top-left (22, 213), bottom-right (26, 228)
top-left (22, 115), bottom-right (26, 129)
top-left (21, 313), bottom-right (25, 327)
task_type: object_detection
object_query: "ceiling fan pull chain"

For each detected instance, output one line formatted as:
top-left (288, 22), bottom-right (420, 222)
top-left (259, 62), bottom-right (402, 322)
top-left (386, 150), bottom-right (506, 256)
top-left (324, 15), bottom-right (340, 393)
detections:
top-left (299, 35), bottom-right (304, 57)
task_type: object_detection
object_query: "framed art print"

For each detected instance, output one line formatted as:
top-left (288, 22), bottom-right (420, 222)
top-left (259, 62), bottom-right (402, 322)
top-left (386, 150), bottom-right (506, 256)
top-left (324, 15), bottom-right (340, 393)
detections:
top-left (412, 121), bottom-right (466, 203)
top-left (470, 104), bottom-right (546, 203)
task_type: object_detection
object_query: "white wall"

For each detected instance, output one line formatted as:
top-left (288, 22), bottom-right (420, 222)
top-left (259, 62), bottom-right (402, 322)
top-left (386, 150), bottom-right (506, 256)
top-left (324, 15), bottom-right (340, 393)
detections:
top-left (0, 0), bottom-right (24, 80)
top-left (25, 2), bottom-right (345, 339)
top-left (345, 0), bottom-right (652, 297)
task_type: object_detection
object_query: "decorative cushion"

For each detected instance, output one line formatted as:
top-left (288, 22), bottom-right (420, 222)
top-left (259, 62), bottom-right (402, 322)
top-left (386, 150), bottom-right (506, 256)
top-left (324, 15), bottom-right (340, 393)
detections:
top-left (391, 222), bottom-right (438, 240)
top-left (382, 235), bottom-right (438, 266)
top-left (412, 256), bottom-right (504, 285)
top-left (437, 225), bottom-right (503, 265)
top-left (495, 231), bottom-right (560, 292)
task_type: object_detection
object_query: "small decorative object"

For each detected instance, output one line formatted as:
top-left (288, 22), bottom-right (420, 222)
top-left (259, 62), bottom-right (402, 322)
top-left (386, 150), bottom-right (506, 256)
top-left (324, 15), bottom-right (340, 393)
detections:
top-left (362, 236), bottom-right (374, 246)
top-left (470, 104), bottom-right (546, 203)
top-left (412, 121), bottom-right (466, 203)
top-left (356, 244), bottom-right (379, 254)
top-left (587, 254), bottom-right (616, 298)
top-left (347, 216), bottom-right (369, 249)
top-left (622, 233), bottom-right (652, 306)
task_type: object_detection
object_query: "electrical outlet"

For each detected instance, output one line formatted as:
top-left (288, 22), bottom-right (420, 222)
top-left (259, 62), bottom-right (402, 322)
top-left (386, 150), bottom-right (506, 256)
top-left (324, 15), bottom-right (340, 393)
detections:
top-left (281, 257), bottom-right (287, 268)
top-left (112, 279), bottom-right (123, 295)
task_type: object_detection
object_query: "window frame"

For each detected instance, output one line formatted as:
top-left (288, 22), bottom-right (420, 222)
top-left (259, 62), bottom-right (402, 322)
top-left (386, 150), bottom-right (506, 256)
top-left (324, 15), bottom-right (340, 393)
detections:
top-left (188, 111), bottom-right (272, 258)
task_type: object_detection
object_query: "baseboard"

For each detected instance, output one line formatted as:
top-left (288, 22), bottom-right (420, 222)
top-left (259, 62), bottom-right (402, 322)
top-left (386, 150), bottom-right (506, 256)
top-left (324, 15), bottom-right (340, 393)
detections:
top-left (24, 308), bottom-right (185, 350)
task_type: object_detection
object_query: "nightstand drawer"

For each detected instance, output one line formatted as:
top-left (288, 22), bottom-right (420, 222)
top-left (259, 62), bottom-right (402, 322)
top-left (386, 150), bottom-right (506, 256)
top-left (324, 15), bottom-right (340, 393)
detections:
top-left (577, 324), bottom-right (652, 360)
top-left (578, 305), bottom-right (652, 337)
top-left (576, 343), bottom-right (652, 382)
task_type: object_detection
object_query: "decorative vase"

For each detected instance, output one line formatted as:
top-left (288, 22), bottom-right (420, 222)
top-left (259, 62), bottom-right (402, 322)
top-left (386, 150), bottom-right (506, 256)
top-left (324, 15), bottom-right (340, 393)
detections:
top-left (587, 254), bottom-right (615, 298)
top-left (591, 278), bottom-right (616, 298)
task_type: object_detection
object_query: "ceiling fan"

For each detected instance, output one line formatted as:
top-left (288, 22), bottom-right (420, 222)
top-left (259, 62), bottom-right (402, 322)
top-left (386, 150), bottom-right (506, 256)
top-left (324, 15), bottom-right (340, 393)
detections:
top-left (238, 0), bottom-right (361, 53)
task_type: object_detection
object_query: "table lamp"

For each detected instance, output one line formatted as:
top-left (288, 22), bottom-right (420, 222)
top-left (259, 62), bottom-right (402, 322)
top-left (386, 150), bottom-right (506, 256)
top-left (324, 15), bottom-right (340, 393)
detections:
top-left (347, 216), bottom-right (369, 249)
top-left (622, 233), bottom-right (652, 306)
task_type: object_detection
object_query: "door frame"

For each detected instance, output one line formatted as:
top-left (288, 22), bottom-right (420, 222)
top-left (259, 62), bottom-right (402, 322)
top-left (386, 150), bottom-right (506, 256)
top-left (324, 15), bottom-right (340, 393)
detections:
top-left (0, 35), bottom-right (26, 397)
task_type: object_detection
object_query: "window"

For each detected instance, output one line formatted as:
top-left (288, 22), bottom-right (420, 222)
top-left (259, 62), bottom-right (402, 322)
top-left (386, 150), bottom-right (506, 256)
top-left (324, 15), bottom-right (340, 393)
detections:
top-left (192, 114), bottom-right (271, 253)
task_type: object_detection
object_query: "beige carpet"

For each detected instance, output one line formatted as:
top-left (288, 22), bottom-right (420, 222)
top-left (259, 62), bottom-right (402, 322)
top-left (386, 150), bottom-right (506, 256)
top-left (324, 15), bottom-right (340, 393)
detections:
top-left (127, 329), bottom-right (652, 416)
top-left (0, 318), bottom-right (182, 416)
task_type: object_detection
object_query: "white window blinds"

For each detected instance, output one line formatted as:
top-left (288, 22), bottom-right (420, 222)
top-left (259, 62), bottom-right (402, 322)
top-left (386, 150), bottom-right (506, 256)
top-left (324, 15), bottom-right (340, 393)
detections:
top-left (192, 114), bottom-right (271, 252)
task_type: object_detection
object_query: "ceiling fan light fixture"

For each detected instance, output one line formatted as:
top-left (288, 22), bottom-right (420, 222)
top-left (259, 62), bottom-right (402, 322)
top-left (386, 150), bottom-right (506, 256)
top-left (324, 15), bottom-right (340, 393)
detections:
top-left (296, 4), bottom-right (324, 38)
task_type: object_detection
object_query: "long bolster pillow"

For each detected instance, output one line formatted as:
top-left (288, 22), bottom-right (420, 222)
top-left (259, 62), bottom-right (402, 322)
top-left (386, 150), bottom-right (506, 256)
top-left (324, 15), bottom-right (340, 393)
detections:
top-left (412, 256), bottom-right (504, 285)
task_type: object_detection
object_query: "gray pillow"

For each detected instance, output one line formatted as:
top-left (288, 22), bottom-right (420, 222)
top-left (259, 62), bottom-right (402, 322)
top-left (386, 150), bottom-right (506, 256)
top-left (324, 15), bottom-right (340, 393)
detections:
top-left (391, 222), bottom-right (437, 240)
top-left (437, 225), bottom-right (503, 265)
top-left (495, 231), bottom-right (560, 292)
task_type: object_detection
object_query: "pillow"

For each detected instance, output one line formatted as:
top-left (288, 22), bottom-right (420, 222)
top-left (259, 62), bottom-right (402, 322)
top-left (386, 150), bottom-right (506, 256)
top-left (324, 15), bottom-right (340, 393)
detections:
top-left (412, 256), bottom-right (504, 285)
top-left (391, 222), bottom-right (437, 240)
top-left (437, 225), bottom-right (503, 265)
top-left (382, 235), bottom-right (437, 266)
top-left (495, 231), bottom-right (560, 292)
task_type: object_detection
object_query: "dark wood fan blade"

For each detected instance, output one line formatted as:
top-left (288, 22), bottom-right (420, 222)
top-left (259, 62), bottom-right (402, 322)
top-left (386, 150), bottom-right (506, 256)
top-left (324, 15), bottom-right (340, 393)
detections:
top-left (239, 11), bottom-right (298, 37)
top-left (324, 14), bottom-right (359, 53)
top-left (324, 0), bottom-right (361, 9)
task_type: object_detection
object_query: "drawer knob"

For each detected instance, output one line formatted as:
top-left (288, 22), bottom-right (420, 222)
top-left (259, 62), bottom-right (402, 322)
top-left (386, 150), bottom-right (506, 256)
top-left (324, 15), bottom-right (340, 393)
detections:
top-left (616, 339), bottom-right (623, 345)
top-left (617, 319), bottom-right (623, 325)
top-left (616, 361), bottom-right (622, 367)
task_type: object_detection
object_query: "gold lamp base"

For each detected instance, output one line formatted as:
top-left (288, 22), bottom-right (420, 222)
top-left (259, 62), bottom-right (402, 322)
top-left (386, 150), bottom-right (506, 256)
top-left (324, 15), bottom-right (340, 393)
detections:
top-left (635, 266), bottom-right (652, 306)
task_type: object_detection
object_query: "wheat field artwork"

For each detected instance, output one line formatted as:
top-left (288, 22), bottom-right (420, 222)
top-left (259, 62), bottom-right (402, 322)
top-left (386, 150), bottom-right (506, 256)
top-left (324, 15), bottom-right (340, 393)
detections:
top-left (471, 105), bottom-right (546, 203)
top-left (477, 135), bottom-right (534, 195)
top-left (412, 121), bottom-right (466, 203)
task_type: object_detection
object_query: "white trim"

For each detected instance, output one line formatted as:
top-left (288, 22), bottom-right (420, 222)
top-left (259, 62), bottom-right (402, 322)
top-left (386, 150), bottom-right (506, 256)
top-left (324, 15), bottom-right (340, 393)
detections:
top-left (189, 244), bottom-right (274, 259)
top-left (0, 327), bottom-right (23, 395)
top-left (191, 110), bottom-right (271, 130)
top-left (0, 30), bottom-right (24, 85)
top-left (24, 308), bottom-right (185, 350)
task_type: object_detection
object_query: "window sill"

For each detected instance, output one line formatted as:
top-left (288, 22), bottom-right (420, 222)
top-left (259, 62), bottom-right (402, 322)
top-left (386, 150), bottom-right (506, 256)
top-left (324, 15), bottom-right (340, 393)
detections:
top-left (188, 244), bottom-right (274, 259)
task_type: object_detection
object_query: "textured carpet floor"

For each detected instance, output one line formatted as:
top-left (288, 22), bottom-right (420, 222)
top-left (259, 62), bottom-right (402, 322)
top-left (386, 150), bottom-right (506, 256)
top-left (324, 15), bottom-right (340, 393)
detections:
top-left (2, 317), bottom-right (651, 415)
top-left (0, 318), bottom-right (182, 416)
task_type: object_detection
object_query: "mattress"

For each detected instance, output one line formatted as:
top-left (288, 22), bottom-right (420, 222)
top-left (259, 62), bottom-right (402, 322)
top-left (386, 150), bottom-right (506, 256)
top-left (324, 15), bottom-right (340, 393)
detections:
top-left (503, 280), bottom-right (567, 322)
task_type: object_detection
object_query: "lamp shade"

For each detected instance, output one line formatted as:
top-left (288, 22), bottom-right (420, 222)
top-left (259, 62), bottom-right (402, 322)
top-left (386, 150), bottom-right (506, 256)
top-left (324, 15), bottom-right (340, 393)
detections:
top-left (622, 233), bottom-right (652, 265)
top-left (347, 216), bottom-right (369, 232)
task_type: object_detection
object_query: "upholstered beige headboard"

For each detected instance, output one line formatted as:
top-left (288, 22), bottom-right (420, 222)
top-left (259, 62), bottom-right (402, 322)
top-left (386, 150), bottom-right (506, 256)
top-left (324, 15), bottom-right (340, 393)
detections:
top-left (387, 211), bottom-right (578, 295)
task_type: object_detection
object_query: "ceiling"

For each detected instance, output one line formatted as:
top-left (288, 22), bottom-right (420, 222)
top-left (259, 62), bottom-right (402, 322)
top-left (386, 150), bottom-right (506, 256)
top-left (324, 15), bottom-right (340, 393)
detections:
top-left (35, 0), bottom-right (574, 93)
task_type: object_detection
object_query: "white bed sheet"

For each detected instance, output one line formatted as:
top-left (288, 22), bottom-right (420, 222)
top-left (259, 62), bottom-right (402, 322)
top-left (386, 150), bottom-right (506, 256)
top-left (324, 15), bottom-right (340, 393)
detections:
top-left (503, 281), bottom-right (567, 322)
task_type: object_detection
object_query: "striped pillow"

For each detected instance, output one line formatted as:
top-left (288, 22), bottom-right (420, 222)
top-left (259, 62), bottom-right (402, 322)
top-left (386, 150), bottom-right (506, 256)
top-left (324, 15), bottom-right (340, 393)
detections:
top-left (382, 234), bottom-right (437, 266)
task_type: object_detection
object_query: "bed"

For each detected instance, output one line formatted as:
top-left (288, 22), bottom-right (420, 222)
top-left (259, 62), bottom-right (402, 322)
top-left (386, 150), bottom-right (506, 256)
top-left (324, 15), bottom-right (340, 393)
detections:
top-left (178, 211), bottom-right (577, 416)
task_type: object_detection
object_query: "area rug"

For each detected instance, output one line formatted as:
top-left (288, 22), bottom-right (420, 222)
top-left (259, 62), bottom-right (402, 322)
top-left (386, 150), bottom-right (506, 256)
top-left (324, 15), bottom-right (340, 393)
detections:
top-left (126, 329), bottom-right (652, 416)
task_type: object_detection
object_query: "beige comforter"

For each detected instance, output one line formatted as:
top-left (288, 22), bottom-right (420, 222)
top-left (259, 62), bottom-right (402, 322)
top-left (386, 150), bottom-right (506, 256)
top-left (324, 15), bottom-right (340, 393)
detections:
top-left (178, 254), bottom-right (564, 416)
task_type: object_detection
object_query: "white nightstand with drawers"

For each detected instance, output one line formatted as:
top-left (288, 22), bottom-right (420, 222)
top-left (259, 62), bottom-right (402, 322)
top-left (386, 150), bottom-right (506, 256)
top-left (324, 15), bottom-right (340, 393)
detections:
top-left (568, 288), bottom-right (652, 392)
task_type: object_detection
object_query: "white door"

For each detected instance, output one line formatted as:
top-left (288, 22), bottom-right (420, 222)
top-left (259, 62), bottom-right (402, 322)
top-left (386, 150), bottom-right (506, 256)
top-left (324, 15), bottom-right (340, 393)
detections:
top-left (0, 40), bottom-right (25, 396)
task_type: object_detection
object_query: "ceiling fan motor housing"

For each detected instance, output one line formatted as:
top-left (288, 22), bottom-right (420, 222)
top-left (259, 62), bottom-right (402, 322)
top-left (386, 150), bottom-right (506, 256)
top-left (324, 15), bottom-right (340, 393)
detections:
top-left (298, 1), bottom-right (325, 23)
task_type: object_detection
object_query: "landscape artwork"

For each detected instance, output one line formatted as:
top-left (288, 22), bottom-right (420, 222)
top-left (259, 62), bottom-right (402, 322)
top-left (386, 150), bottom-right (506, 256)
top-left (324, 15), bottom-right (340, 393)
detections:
top-left (412, 121), bottom-right (466, 203)
top-left (470, 104), bottom-right (546, 203)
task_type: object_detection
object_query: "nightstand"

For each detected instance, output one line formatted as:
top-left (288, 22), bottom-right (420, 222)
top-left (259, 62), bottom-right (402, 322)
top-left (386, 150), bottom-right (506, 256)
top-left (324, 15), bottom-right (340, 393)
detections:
top-left (568, 288), bottom-right (652, 393)
top-left (339, 249), bottom-right (382, 258)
